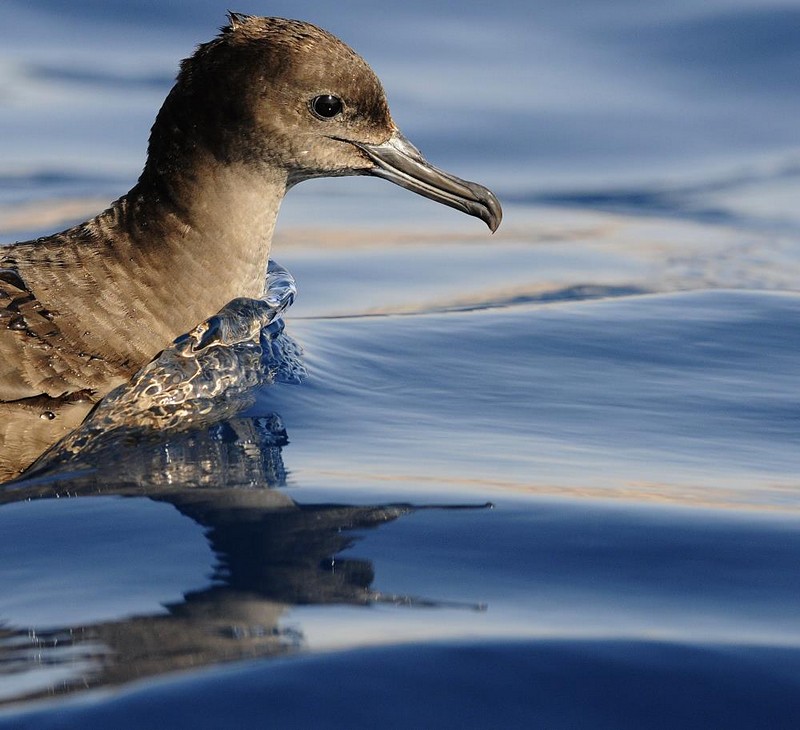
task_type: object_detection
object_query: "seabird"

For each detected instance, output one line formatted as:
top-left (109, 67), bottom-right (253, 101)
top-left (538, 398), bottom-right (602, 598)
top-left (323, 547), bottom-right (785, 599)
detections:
top-left (0, 13), bottom-right (501, 478)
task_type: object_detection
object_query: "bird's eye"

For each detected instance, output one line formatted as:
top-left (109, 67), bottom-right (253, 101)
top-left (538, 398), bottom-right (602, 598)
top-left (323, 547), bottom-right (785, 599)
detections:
top-left (310, 94), bottom-right (344, 119)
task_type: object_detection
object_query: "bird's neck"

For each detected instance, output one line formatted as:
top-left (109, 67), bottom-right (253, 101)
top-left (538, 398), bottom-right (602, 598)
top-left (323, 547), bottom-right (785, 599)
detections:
top-left (129, 153), bottom-right (287, 304)
top-left (23, 153), bottom-right (288, 372)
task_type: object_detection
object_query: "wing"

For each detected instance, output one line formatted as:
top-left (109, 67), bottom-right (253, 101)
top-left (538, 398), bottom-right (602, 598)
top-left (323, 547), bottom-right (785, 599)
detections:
top-left (0, 269), bottom-right (125, 401)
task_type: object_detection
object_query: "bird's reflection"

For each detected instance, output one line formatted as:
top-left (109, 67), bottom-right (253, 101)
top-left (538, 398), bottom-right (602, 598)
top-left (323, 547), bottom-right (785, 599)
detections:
top-left (0, 297), bottom-right (486, 705)
top-left (0, 411), bottom-right (483, 705)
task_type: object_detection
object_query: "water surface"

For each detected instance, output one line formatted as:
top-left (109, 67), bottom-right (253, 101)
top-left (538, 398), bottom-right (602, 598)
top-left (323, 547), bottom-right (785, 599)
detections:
top-left (1, 1), bottom-right (800, 727)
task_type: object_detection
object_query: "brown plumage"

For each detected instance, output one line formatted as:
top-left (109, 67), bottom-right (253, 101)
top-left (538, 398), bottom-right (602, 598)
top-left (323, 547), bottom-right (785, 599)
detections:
top-left (0, 14), bottom-right (502, 481)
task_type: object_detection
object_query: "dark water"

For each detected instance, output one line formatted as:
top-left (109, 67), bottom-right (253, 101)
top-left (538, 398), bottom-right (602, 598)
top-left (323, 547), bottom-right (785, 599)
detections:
top-left (1, 1), bottom-right (800, 727)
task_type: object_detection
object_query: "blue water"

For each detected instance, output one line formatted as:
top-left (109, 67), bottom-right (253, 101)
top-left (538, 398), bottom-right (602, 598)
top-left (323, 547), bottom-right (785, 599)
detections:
top-left (2, 0), bottom-right (800, 727)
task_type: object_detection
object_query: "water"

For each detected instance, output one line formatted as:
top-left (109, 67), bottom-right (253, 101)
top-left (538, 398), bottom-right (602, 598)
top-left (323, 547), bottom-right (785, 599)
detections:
top-left (1, 1), bottom-right (800, 727)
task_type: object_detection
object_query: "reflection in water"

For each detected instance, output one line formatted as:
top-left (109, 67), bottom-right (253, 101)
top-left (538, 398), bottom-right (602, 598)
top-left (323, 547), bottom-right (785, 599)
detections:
top-left (0, 263), bottom-right (487, 705)
top-left (0, 471), bottom-right (472, 704)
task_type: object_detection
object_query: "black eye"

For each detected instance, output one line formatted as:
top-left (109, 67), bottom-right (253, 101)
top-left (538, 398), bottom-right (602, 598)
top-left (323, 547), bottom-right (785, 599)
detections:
top-left (310, 94), bottom-right (343, 119)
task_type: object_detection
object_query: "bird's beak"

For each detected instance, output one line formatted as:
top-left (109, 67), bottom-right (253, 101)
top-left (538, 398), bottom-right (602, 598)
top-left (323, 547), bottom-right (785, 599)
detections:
top-left (355, 130), bottom-right (502, 232)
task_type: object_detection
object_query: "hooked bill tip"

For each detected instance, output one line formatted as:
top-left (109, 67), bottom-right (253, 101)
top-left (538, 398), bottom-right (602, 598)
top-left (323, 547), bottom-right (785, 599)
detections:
top-left (483, 190), bottom-right (503, 233)
top-left (465, 180), bottom-right (502, 233)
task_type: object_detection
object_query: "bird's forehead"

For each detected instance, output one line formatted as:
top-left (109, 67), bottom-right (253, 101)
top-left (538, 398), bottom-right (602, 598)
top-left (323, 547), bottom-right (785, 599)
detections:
top-left (262, 33), bottom-right (384, 100)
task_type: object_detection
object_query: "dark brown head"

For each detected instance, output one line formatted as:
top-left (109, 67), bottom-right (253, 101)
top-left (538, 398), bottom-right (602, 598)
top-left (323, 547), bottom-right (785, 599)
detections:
top-left (144, 13), bottom-right (501, 231)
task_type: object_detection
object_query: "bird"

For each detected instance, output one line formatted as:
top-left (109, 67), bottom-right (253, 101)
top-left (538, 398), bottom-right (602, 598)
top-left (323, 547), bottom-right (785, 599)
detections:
top-left (0, 13), bottom-right (502, 480)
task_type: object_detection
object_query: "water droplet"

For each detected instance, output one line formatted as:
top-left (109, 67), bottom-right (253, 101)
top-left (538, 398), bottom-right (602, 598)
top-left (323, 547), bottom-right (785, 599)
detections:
top-left (8, 315), bottom-right (27, 331)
